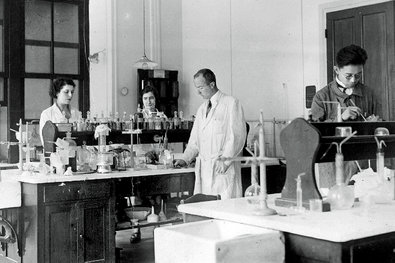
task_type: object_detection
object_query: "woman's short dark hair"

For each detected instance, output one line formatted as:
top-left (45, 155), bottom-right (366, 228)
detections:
top-left (140, 85), bottom-right (160, 106)
top-left (194, 68), bottom-right (216, 86)
top-left (50, 78), bottom-right (76, 99)
top-left (336, 44), bottom-right (368, 68)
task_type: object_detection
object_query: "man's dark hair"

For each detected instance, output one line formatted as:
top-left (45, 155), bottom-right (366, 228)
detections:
top-left (194, 68), bottom-right (216, 86)
top-left (336, 44), bottom-right (368, 68)
top-left (50, 78), bottom-right (75, 99)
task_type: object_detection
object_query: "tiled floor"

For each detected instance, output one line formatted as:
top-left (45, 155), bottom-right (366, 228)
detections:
top-left (116, 227), bottom-right (155, 263)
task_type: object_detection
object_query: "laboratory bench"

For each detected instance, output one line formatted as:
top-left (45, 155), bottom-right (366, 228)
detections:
top-left (178, 194), bottom-right (395, 263)
top-left (0, 167), bottom-right (196, 263)
top-left (0, 159), bottom-right (286, 263)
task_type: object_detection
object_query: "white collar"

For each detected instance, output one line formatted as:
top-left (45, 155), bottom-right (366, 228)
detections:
top-left (336, 76), bottom-right (353, 95)
top-left (208, 90), bottom-right (220, 105)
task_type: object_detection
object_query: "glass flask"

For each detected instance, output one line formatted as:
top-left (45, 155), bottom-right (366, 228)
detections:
top-left (327, 153), bottom-right (354, 210)
top-left (244, 183), bottom-right (261, 206)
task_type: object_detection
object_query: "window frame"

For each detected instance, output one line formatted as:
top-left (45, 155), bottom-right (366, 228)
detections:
top-left (6, 0), bottom-right (90, 162)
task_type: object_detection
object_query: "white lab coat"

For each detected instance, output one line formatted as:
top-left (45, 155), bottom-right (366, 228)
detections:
top-left (182, 90), bottom-right (247, 199)
top-left (39, 103), bottom-right (77, 145)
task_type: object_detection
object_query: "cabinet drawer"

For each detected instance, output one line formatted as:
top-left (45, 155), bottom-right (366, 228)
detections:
top-left (43, 180), bottom-right (111, 203)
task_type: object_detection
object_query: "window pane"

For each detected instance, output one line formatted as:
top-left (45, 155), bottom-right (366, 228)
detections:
top-left (0, 0), bottom-right (4, 72)
top-left (54, 47), bottom-right (79, 74)
top-left (24, 79), bottom-right (51, 119)
top-left (71, 80), bottom-right (79, 110)
top-left (25, 45), bottom-right (51, 73)
top-left (0, 0), bottom-right (4, 20)
top-left (25, 0), bottom-right (51, 41)
top-left (54, 2), bottom-right (79, 43)
top-left (0, 78), bottom-right (3, 101)
top-left (0, 25), bottom-right (3, 72)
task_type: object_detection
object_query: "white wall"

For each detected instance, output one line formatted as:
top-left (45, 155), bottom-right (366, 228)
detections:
top-left (89, 0), bottom-right (182, 117)
top-left (89, 0), bottom-right (392, 121)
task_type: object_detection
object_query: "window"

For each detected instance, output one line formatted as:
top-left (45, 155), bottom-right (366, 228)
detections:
top-left (6, 0), bottom-right (89, 162)
top-left (23, 0), bottom-right (89, 120)
top-left (0, 0), bottom-right (4, 104)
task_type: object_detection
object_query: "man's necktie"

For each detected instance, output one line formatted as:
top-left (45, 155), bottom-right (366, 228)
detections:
top-left (206, 100), bottom-right (212, 117)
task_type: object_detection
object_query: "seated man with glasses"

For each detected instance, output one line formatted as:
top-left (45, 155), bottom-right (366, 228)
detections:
top-left (311, 44), bottom-right (379, 122)
top-left (311, 44), bottom-right (381, 189)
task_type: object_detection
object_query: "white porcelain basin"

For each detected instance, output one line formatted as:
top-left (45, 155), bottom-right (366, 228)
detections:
top-left (154, 219), bottom-right (284, 263)
top-left (0, 169), bottom-right (22, 209)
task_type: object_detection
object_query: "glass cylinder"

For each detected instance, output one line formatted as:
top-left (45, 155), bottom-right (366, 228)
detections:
top-left (327, 153), bottom-right (354, 210)
top-left (98, 134), bottom-right (106, 153)
top-left (377, 151), bottom-right (385, 182)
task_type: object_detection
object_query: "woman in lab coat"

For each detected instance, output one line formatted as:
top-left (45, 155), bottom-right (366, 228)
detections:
top-left (140, 85), bottom-right (167, 119)
top-left (39, 78), bottom-right (77, 145)
top-left (174, 69), bottom-right (247, 199)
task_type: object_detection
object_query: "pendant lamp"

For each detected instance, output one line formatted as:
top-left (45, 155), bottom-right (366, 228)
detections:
top-left (134, 0), bottom-right (157, 69)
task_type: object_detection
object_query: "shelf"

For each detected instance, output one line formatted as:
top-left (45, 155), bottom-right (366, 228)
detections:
top-left (57, 128), bottom-right (192, 146)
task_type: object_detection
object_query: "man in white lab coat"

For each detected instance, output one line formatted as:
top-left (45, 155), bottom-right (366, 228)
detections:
top-left (174, 68), bottom-right (247, 199)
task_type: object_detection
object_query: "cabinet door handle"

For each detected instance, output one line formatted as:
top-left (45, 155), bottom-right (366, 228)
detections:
top-left (79, 234), bottom-right (84, 239)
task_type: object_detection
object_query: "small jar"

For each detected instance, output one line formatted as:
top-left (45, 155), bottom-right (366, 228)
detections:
top-left (148, 117), bottom-right (155, 130)
top-left (154, 116), bottom-right (162, 130)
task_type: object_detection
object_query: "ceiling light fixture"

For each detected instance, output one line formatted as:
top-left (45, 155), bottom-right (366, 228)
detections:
top-left (134, 0), bottom-right (157, 69)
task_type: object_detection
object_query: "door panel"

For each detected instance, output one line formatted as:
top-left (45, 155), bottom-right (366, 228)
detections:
top-left (326, 9), bottom-right (356, 80)
top-left (79, 200), bottom-right (109, 263)
top-left (44, 203), bottom-right (78, 263)
top-left (360, 11), bottom-right (388, 119)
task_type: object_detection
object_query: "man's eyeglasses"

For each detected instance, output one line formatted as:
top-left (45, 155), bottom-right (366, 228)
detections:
top-left (341, 72), bottom-right (362, 80)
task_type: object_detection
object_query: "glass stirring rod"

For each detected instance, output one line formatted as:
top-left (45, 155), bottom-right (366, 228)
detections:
top-left (349, 98), bottom-right (367, 121)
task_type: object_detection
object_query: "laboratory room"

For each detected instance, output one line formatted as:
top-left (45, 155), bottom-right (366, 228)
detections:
top-left (1, 0), bottom-right (395, 262)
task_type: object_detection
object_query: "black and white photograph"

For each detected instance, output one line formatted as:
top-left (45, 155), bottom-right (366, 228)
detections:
top-left (1, 0), bottom-right (395, 262)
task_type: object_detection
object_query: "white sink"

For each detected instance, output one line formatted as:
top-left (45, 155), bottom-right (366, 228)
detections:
top-left (154, 219), bottom-right (284, 263)
top-left (0, 169), bottom-right (22, 209)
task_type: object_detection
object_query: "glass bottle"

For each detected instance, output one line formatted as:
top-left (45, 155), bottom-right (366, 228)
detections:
top-left (173, 111), bottom-right (180, 129)
top-left (85, 111), bottom-right (92, 131)
top-left (78, 141), bottom-right (91, 172)
top-left (327, 152), bottom-right (354, 210)
top-left (76, 111), bottom-right (84, 131)
top-left (92, 113), bottom-right (98, 130)
top-left (179, 111), bottom-right (185, 129)
top-left (121, 112), bottom-right (127, 131)
top-left (115, 112), bottom-right (121, 131)
top-left (134, 104), bottom-right (144, 130)
top-left (127, 114), bottom-right (135, 130)
top-left (154, 116), bottom-right (162, 130)
top-left (108, 111), bottom-right (114, 129)
top-left (147, 114), bottom-right (155, 130)
top-left (64, 131), bottom-right (77, 172)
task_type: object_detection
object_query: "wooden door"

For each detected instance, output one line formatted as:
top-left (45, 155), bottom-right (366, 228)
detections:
top-left (78, 199), bottom-right (113, 263)
top-left (326, 1), bottom-right (395, 120)
top-left (44, 203), bottom-right (78, 263)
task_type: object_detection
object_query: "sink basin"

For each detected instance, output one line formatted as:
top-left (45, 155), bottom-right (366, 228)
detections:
top-left (154, 219), bottom-right (284, 263)
top-left (0, 169), bottom-right (22, 209)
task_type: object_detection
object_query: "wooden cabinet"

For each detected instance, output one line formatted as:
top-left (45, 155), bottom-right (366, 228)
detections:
top-left (23, 180), bottom-right (115, 263)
